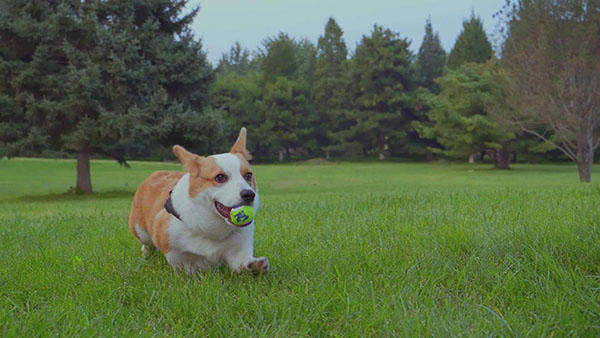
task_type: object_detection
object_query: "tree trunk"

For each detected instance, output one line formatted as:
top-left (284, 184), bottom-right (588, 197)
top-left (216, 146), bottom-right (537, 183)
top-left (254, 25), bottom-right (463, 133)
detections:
top-left (493, 148), bottom-right (510, 170)
top-left (76, 143), bottom-right (93, 193)
top-left (325, 150), bottom-right (330, 160)
top-left (576, 137), bottom-right (593, 182)
top-left (577, 160), bottom-right (592, 182)
top-left (278, 149), bottom-right (284, 162)
top-left (377, 134), bottom-right (387, 161)
top-left (468, 153), bottom-right (475, 164)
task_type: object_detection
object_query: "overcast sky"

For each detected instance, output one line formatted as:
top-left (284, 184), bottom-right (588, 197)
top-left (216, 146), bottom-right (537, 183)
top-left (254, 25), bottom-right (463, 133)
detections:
top-left (188, 0), bottom-right (506, 65)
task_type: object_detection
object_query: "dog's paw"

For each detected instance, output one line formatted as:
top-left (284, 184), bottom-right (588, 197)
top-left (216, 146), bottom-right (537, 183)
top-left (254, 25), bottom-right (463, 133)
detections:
top-left (141, 244), bottom-right (153, 258)
top-left (245, 256), bottom-right (269, 275)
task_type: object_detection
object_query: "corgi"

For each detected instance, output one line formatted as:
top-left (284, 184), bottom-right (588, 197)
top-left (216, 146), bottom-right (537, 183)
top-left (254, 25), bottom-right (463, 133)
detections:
top-left (128, 128), bottom-right (269, 275)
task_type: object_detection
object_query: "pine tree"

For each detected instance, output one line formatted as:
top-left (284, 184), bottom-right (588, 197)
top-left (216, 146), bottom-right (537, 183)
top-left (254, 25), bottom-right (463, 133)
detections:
top-left (258, 76), bottom-right (314, 161)
top-left (447, 13), bottom-right (494, 69)
top-left (313, 17), bottom-right (349, 158)
top-left (260, 33), bottom-right (298, 84)
top-left (0, 0), bottom-right (221, 193)
top-left (331, 25), bottom-right (415, 160)
top-left (415, 18), bottom-right (446, 94)
top-left (217, 42), bottom-right (252, 75)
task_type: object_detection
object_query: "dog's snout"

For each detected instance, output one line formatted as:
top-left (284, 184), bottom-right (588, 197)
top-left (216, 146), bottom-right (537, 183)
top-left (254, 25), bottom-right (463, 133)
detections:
top-left (240, 189), bottom-right (255, 203)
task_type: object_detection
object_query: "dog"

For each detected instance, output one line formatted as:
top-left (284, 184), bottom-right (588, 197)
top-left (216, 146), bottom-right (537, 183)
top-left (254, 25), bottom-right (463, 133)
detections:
top-left (128, 128), bottom-right (269, 275)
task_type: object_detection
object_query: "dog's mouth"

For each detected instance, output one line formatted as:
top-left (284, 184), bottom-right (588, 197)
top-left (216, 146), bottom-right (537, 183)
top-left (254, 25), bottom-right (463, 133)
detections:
top-left (214, 201), bottom-right (232, 220)
top-left (214, 201), bottom-right (253, 227)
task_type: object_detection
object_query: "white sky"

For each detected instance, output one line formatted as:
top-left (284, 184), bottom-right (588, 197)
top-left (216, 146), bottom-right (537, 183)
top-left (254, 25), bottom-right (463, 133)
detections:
top-left (188, 0), bottom-right (506, 65)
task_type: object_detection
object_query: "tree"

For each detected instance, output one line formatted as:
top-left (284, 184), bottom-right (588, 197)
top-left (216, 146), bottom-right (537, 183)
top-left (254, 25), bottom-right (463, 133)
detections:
top-left (216, 42), bottom-right (252, 75)
top-left (501, 0), bottom-right (600, 182)
top-left (415, 61), bottom-right (516, 169)
top-left (211, 70), bottom-right (268, 157)
top-left (260, 33), bottom-right (298, 84)
top-left (415, 18), bottom-right (446, 94)
top-left (331, 25), bottom-right (415, 160)
top-left (0, 0), bottom-right (221, 193)
top-left (259, 76), bottom-right (315, 161)
top-left (447, 13), bottom-right (494, 69)
top-left (411, 18), bottom-right (447, 160)
top-left (313, 17), bottom-right (349, 158)
top-left (258, 34), bottom-right (318, 160)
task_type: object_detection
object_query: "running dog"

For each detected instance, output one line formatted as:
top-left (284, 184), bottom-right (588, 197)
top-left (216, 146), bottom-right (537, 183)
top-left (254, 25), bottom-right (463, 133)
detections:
top-left (128, 128), bottom-right (268, 275)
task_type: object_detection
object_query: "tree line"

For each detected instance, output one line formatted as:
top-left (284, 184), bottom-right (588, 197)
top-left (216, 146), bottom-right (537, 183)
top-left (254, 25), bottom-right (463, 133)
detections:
top-left (212, 2), bottom-right (599, 184)
top-left (0, 0), bottom-right (598, 193)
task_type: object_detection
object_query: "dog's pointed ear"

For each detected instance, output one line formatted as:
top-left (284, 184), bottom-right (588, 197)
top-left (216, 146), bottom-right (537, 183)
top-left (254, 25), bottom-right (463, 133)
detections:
top-left (173, 145), bottom-right (204, 176)
top-left (230, 127), bottom-right (251, 160)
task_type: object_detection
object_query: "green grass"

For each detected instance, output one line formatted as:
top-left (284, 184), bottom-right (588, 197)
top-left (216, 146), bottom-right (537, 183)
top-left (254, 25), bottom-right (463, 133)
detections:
top-left (1, 158), bottom-right (599, 336)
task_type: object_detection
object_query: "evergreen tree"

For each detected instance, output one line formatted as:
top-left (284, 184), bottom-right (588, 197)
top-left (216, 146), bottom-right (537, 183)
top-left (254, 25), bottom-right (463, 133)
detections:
top-left (217, 42), bottom-right (252, 75)
top-left (415, 18), bottom-right (446, 94)
top-left (330, 25), bottom-right (415, 160)
top-left (0, 0), bottom-right (221, 193)
top-left (415, 60), bottom-right (515, 168)
top-left (260, 33), bottom-right (298, 84)
top-left (313, 17), bottom-right (349, 158)
top-left (447, 14), bottom-right (494, 69)
top-left (213, 33), bottom-right (318, 161)
top-left (258, 34), bottom-right (318, 160)
top-left (258, 76), bottom-right (315, 161)
top-left (211, 70), bottom-right (267, 157)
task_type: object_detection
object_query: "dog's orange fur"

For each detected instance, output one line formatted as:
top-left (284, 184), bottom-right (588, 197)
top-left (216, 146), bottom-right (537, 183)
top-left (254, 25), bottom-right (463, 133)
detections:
top-left (129, 171), bottom-right (183, 253)
top-left (188, 157), bottom-right (223, 198)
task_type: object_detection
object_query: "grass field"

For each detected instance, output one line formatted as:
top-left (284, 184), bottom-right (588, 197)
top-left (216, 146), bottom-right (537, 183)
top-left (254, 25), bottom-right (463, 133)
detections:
top-left (1, 158), bottom-right (599, 336)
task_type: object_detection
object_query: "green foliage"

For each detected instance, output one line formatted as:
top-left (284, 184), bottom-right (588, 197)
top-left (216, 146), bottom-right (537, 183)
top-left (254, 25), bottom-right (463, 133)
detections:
top-left (211, 70), bottom-right (266, 154)
top-left (415, 61), bottom-right (515, 159)
top-left (0, 0), bottom-right (222, 159)
top-left (1, 158), bottom-right (599, 335)
top-left (447, 14), bottom-right (494, 69)
top-left (415, 18), bottom-right (446, 94)
top-left (331, 25), bottom-right (415, 159)
top-left (216, 42), bottom-right (253, 75)
top-left (260, 33), bottom-right (299, 84)
top-left (259, 76), bottom-right (316, 157)
top-left (314, 17), bottom-right (349, 155)
top-left (213, 36), bottom-right (318, 160)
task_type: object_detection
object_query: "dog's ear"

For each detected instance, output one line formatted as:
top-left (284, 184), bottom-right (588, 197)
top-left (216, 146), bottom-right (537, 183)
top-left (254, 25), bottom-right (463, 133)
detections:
top-left (173, 145), bottom-right (204, 176)
top-left (230, 127), bottom-right (252, 160)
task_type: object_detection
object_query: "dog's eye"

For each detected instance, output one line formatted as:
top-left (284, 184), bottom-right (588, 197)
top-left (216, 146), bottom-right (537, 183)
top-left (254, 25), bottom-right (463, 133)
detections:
top-left (244, 172), bottom-right (253, 181)
top-left (215, 174), bottom-right (228, 183)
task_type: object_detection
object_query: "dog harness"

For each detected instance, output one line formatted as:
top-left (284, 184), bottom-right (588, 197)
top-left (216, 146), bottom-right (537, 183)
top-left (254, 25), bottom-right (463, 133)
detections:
top-left (164, 190), bottom-right (182, 221)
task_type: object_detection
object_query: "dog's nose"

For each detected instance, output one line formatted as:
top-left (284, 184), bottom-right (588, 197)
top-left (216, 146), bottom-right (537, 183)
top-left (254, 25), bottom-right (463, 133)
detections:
top-left (240, 189), bottom-right (255, 203)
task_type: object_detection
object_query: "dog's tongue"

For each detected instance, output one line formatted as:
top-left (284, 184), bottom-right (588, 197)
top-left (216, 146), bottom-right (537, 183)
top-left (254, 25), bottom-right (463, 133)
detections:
top-left (215, 201), bottom-right (232, 219)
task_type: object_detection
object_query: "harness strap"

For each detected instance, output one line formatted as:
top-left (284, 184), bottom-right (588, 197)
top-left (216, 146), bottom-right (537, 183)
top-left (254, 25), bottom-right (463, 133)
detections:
top-left (164, 190), bottom-right (182, 221)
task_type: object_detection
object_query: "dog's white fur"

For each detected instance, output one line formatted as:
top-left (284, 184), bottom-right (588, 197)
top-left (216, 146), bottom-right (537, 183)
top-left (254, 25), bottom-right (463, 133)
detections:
top-left (129, 128), bottom-right (269, 275)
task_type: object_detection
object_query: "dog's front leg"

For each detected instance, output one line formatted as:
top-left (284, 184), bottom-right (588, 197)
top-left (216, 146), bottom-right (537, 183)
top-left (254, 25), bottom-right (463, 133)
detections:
top-left (223, 226), bottom-right (269, 275)
top-left (225, 250), bottom-right (270, 275)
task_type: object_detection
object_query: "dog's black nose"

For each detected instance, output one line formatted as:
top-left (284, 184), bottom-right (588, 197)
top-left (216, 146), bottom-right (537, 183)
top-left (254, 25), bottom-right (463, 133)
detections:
top-left (240, 189), bottom-right (255, 203)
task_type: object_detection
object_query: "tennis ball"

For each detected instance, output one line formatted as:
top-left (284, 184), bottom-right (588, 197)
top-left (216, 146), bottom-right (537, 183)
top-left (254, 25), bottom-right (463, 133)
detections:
top-left (230, 205), bottom-right (255, 226)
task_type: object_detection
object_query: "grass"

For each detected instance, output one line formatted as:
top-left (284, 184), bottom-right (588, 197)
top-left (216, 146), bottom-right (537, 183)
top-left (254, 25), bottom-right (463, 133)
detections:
top-left (1, 157), bottom-right (599, 336)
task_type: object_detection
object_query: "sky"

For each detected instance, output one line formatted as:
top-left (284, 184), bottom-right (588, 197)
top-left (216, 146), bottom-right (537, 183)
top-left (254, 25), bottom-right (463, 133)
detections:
top-left (188, 0), bottom-right (507, 65)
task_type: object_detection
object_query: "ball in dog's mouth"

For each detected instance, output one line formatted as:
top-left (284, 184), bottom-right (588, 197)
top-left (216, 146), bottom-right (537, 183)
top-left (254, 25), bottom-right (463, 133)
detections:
top-left (214, 201), bottom-right (254, 227)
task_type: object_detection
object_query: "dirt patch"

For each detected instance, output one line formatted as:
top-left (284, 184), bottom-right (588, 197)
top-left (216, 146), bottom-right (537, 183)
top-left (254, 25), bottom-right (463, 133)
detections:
top-left (297, 157), bottom-right (332, 165)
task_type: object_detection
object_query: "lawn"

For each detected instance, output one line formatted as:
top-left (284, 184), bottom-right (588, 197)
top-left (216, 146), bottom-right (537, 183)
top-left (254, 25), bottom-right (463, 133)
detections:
top-left (1, 158), bottom-right (599, 336)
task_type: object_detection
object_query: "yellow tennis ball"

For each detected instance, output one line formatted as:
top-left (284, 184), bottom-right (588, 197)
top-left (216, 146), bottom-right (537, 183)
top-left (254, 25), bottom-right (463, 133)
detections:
top-left (230, 205), bottom-right (255, 226)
